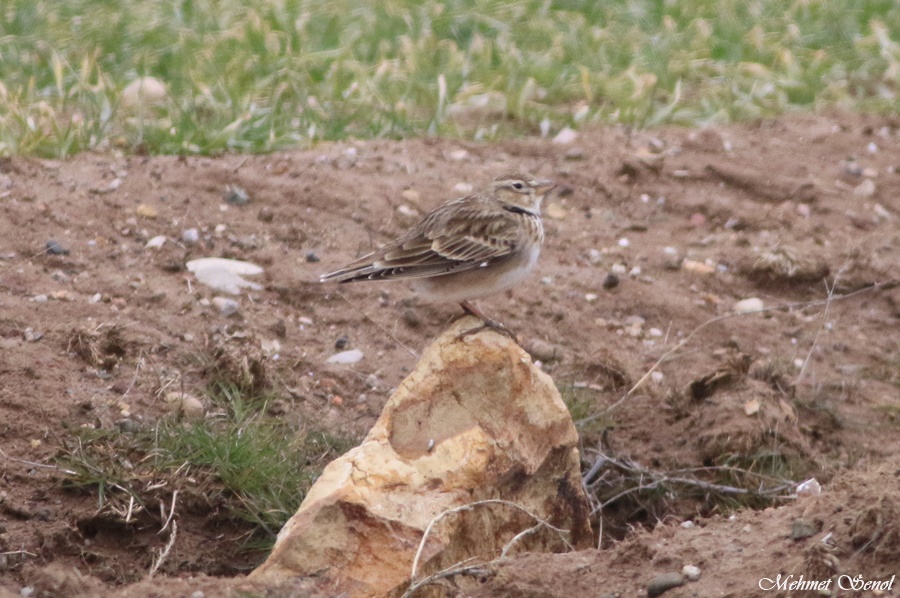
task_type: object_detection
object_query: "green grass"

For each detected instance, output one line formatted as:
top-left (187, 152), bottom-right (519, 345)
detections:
top-left (2, 0), bottom-right (899, 157)
top-left (59, 382), bottom-right (355, 545)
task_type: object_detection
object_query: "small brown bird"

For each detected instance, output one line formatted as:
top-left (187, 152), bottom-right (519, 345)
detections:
top-left (320, 173), bottom-right (556, 333)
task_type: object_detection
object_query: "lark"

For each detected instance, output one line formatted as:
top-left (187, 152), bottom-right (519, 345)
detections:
top-left (320, 173), bottom-right (556, 334)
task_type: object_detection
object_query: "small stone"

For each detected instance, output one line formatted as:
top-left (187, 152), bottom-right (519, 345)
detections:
top-left (190, 592), bottom-right (205, 598)
top-left (681, 565), bottom-right (701, 582)
top-left (680, 520), bottom-right (694, 529)
top-left (20, 586), bottom-right (35, 597)
top-left (796, 478), bottom-right (822, 497)
top-left (617, 237), bottom-right (630, 248)
top-left (211, 296), bottom-right (240, 317)
top-left (402, 308), bottom-right (421, 328)
top-left (744, 398), bottom-right (760, 415)
top-left (689, 213), bottom-right (706, 227)
top-left (853, 178), bottom-right (876, 197)
top-left (326, 349), bottom-right (364, 365)
top-left (453, 182), bottom-right (473, 194)
top-left (552, 127), bottom-right (578, 144)
top-left (734, 297), bottom-right (764, 314)
top-left (401, 189), bottom-right (421, 206)
top-left (258, 206), bottom-right (274, 222)
top-left (136, 204), bottom-right (158, 219)
top-left (647, 572), bottom-right (684, 597)
top-left (145, 235), bottom-right (167, 249)
top-left (121, 76), bottom-right (168, 108)
top-left (448, 149), bottom-right (469, 161)
top-left (182, 228), bottom-right (200, 245)
top-left (32, 294), bottom-right (49, 303)
top-left (305, 252), bottom-right (320, 263)
top-left (682, 259), bottom-right (715, 274)
top-left (45, 240), bottom-right (69, 255)
top-left (334, 336), bottom-right (349, 350)
top-left (224, 184), bottom-right (250, 205)
top-left (651, 371), bottom-right (664, 384)
top-left (791, 518), bottom-right (819, 540)
top-left (545, 203), bottom-right (567, 220)
top-left (610, 263), bottom-right (627, 275)
top-left (23, 328), bottom-right (43, 342)
top-left (525, 339), bottom-right (563, 364)
top-left (186, 257), bottom-right (264, 294)
top-left (584, 293), bottom-right (598, 302)
top-left (602, 273), bottom-right (620, 289)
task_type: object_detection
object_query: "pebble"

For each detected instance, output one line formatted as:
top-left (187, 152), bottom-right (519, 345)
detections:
top-left (121, 76), bottom-right (168, 108)
top-left (448, 149), bottom-right (469, 161)
top-left (610, 263), bottom-right (627, 275)
top-left (647, 572), bottom-right (684, 597)
top-left (145, 235), bottom-right (167, 249)
top-left (602, 273), bottom-right (620, 289)
top-left (165, 392), bottom-right (205, 421)
top-left (681, 565), bottom-right (701, 582)
top-left (23, 328), bottom-right (43, 342)
top-left (682, 259), bottom-right (715, 274)
top-left (584, 293), bottom-right (598, 302)
top-left (20, 586), bottom-right (34, 597)
top-left (45, 240), bottom-right (69, 255)
top-left (853, 178), bottom-right (876, 197)
top-left (257, 206), bottom-right (274, 222)
top-left (305, 252), bottom-right (320, 263)
top-left (734, 297), bottom-right (764, 314)
top-left (211, 297), bottom-right (240, 317)
top-left (689, 213), bottom-right (706, 227)
top-left (32, 294), bottom-right (49, 303)
top-left (617, 237), bottom-right (630, 248)
top-left (545, 203), bottom-right (567, 220)
top-left (224, 184), bottom-right (250, 205)
top-left (326, 349), bottom-right (364, 365)
top-left (334, 336), bottom-right (350, 350)
top-left (453, 182), bottom-right (473, 194)
top-left (402, 308), bottom-right (421, 328)
top-left (136, 204), bottom-right (158, 219)
top-left (552, 127), bottom-right (578, 144)
top-left (182, 228), bottom-right (200, 245)
top-left (526, 339), bottom-right (563, 363)
top-left (186, 257), bottom-right (263, 294)
top-left (796, 478), bottom-right (822, 497)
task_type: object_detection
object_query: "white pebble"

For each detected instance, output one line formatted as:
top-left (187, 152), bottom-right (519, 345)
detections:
top-left (326, 349), bottom-right (364, 365)
top-left (629, 266), bottom-right (641, 277)
top-left (32, 295), bottom-right (49, 303)
top-left (552, 127), bottom-right (578, 144)
top-left (145, 235), bottom-right (167, 249)
top-left (734, 297), bottom-right (764, 314)
top-left (211, 296), bottom-right (240, 317)
top-left (682, 565), bottom-right (701, 582)
top-left (793, 358), bottom-right (805, 369)
top-left (867, 141), bottom-right (878, 154)
top-left (182, 228), bottom-right (200, 244)
top-left (89, 293), bottom-right (102, 304)
top-left (611, 263), bottom-right (627, 275)
top-left (585, 293), bottom-right (598, 302)
top-left (640, 194), bottom-right (650, 203)
top-left (453, 182), bottom-right (473, 194)
top-left (648, 328), bottom-right (663, 337)
top-left (650, 371), bottom-right (664, 383)
top-left (796, 478), bottom-right (822, 497)
top-left (680, 520), bottom-right (694, 529)
top-left (186, 257), bottom-right (264, 294)
top-left (617, 237), bottom-right (630, 248)
top-left (662, 246), bottom-right (678, 255)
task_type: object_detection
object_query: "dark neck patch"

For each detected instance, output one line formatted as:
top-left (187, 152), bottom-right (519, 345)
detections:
top-left (503, 205), bottom-right (536, 216)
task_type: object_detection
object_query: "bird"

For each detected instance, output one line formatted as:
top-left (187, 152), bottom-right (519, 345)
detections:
top-left (319, 173), bottom-right (556, 335)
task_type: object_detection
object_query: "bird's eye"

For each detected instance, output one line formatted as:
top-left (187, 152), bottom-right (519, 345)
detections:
top-left (512, 182), bottom-right (524, 190)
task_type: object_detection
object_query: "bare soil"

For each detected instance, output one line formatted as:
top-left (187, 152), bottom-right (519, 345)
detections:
top-left (1, 113), bottom-right (898, 597)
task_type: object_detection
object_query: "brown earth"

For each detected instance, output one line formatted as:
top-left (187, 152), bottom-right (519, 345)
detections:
top-left (1, 113), bottom-right (898, 597)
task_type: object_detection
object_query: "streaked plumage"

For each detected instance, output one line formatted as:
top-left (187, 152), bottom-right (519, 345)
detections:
top-left (320, 173), bottom-right (555, 329)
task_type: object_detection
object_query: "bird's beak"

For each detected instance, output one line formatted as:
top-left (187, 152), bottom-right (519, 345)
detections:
top-left (535, 180), bottom-right (557, 196)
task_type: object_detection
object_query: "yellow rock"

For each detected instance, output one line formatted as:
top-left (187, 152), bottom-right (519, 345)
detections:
top-left (251, 317), bottom-right (592, 597)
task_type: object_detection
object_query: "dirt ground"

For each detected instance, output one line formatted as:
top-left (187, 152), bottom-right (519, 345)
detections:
top-left (1, 113), bottom-right (898, 597)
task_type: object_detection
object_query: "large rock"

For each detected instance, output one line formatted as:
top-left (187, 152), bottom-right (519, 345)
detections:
top-left (250, 316), bottom-right (593, 597)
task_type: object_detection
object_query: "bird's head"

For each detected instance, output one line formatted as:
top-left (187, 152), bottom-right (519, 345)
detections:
top-left (490, 173), bottom-right (556, 214)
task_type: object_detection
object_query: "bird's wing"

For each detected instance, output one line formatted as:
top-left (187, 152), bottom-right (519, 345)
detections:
top-left (321, 200), bottom-right (525, 282)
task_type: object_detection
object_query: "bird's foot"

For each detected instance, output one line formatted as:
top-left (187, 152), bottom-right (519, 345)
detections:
top-left (456, 301), bottom-right (518, 342)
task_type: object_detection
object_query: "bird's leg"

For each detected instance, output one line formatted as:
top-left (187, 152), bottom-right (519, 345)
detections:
top-left (457, 301), bottom-right (517, 341)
